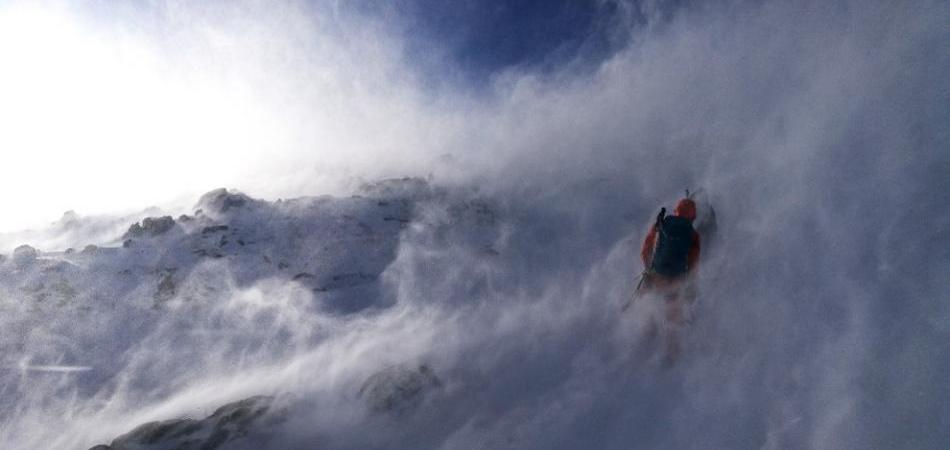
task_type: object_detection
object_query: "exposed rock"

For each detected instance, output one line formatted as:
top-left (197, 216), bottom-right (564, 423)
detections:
top-left (192, 248), bottom-right (224, 259)
top-left (196, 188), bottom-right (255, 215)
top-left (382, 216), bottom-right (411, 224)
top-left (202, 225), bottom-right (229, 235)
top-left (124, 216), bottom-right (176, 239)
top-left (154, 273), bottom-right (176, 303)
top-left (112, 418), bottom-right (201, 448)
top-left (206, 396), bottom-right (275, 438)
top-left (359, 365), bottom-right (442, 414)
top-left (315, 272), bottom-right (376, 292)
top-left (12, 245), bottom-right (38, 266)
top-left (82, 245), bottom-right (99, 254)
top-left (359, 177), bottom-right (430, 200)
top-left (89, 396), bottom-right (277, 450)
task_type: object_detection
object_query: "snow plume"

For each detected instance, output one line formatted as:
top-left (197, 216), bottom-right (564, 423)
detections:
top-left (1, 0), bottom-right (949, 449)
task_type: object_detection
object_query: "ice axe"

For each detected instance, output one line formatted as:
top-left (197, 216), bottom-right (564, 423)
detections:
top-left (622, 207), bottom-right (665, 311)
top-left (621, 272), bottom-right (647, 311)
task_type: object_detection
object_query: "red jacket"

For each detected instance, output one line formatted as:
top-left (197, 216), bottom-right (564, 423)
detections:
top-left (641, 199), bottom-right (701, 274)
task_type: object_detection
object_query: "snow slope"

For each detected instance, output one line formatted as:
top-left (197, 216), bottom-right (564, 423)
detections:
top-left (0, 168), bottom-right (946, 450)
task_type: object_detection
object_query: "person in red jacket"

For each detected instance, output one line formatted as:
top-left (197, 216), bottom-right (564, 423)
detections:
top-left (641, 198), bottom-right (701, 282)
top-left (638, 197), bottom-right (701, 365)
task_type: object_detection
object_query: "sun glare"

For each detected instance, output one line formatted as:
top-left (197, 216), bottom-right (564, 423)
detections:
top-left (0, 5), bottom-right (278, 232)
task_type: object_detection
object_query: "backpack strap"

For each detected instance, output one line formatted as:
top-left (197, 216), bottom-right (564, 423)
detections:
top-left (647, 207), bottom-right (666, 274)
top-left (654, 207), bottom-right (666, 231)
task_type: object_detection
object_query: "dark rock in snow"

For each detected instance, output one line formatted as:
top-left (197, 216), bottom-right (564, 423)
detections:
top-left (12, 245), bottom-right (38, 266)
top-left (192, 248), bottom-right (224, 259)
top-left (89, 396), bottom-right (277, 450)
top-left (359, 177), bottom-right (431, 200)
top-left (202, 225), bottom-right (230, 235)
top-left (124, 216), bottom-right (176, 239)
top-left (196, 188), bottom-right (255, 215)
top-left (154, 273), bottom-right (176, 304)
top-left (114, 418), bottom-right (201, 447)
top-left (315, 272), bottom-right (377, 291)
top-left (360, 365), bottom-right (442, 414)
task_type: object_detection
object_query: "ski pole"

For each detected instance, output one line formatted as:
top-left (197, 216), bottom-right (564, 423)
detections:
top-left (621, 271), bottom-right (648, 312)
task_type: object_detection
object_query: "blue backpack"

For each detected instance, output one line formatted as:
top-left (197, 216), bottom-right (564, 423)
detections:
top-left (651, 209), bottom-right (695, 277)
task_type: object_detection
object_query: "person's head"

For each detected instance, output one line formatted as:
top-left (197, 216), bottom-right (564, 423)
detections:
top-left (674, 198), bottom-right (697, 221)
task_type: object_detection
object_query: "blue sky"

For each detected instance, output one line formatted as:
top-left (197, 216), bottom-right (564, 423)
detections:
top-left (352, 0), bottom-right (697, 90)
top-left (380, 0), bottom-right (630, 82)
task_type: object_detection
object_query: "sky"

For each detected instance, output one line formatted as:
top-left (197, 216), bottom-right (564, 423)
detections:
top-left (0, 0), bottom-right (654, 232)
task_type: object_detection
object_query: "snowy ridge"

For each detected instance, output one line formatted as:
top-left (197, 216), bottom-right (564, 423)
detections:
top-left (0, 178), bottom-right (517, 449)
top-left (0, 166), bottom-right (947, 450)
top-left (0, 180), bottom-right (421, 313)
top-left (0, 174), bottom-right (705, 450)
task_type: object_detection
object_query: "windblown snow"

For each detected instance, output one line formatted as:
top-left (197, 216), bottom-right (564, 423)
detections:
top-left (1, 0), bottom-right (949, 449)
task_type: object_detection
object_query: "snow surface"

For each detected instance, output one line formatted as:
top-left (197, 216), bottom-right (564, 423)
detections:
top-left (0, 170), bottom-right (946, 449)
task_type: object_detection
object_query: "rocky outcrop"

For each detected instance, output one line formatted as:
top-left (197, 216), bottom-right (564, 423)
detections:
top-left (358, 177), bottom-right (431, 200)
top-left (359, 365), bottom-right (442, 414)
top-left (314, 272), bottom-right (377, 292)
top-left (124, 216), bottom-right (176, 239)
top-left (195, 188), bottom-right (257, 216)
top-left (153, 271), bottom-right (177, 304)
top-left (12, 244), bottom-right (38, 266)
top-left (88, 396), bottom-right (277, 450)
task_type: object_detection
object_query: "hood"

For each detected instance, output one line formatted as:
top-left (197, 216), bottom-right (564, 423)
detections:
top-left (674, 198), bottom-right (697, 221)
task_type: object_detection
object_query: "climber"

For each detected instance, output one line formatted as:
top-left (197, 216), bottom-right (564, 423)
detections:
top-left (638, 196), bottom-right (701, 365)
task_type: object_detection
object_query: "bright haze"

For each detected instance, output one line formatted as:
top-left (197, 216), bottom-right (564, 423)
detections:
top-left (0, 0), bottom-right (449, 231)
top-left (0, 0), bottom-right (948, 449)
